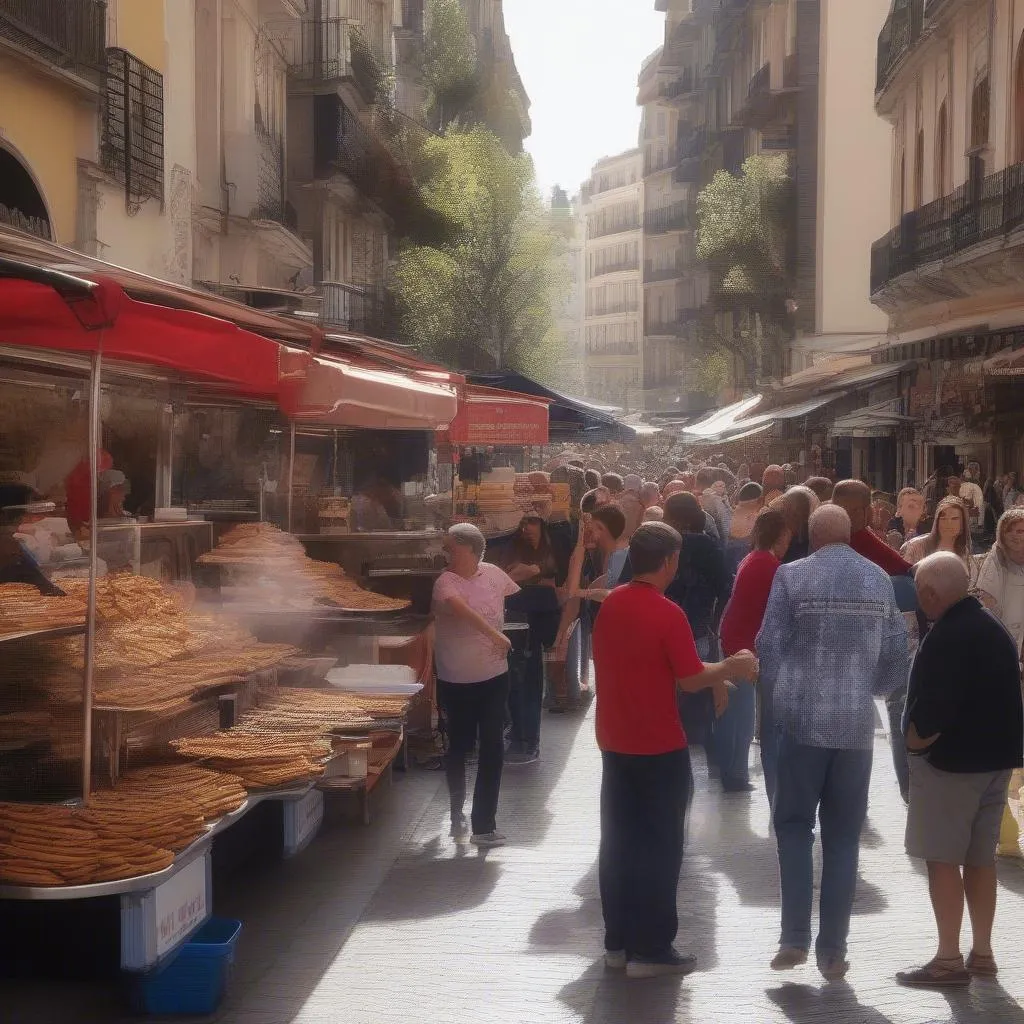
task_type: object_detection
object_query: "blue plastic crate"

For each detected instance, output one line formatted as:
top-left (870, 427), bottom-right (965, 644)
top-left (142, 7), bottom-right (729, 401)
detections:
top-left (133, 918), bottom-right (242, 1016)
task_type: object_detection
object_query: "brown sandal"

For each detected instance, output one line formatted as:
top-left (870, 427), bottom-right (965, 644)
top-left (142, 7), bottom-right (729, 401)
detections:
top-left (966, 952), bottom-right (998, 977)
top-left (896, 957), bottom-right (971, 988)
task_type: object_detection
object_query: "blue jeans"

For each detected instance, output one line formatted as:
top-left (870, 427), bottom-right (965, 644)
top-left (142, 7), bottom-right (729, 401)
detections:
top-left (713, 681), bottom-right (756, 786)
top-left (773, 735), bottom-right (873, 959)
top-left (760, 687), bottom-right (780, 804)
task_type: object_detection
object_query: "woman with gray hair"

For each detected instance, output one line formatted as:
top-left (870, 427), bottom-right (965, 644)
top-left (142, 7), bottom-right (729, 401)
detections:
top-left (432, 524), bottom-right (520, 848)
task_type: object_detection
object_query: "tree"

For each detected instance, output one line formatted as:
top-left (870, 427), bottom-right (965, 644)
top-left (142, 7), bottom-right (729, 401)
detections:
top-left (695, 154), bottom-right (794, 389)
top-left (391, 127), bottom-right (567, 379)
top-left (422, 0), bottom-right (479, 130)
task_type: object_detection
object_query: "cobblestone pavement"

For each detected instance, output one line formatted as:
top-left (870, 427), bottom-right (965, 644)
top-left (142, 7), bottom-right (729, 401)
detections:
top-left (8, 703), bottom-right (1024, 1023)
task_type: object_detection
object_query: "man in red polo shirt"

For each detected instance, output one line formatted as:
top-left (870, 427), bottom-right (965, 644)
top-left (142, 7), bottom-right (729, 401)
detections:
top-left (593, 522), bottom-right (758, 979)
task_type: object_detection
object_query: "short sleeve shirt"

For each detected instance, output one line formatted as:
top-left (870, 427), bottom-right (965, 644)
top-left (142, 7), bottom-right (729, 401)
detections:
top-left (432, 563), bottom-right (520, 684)
top-left (593, 582), bottom-right (705, 755)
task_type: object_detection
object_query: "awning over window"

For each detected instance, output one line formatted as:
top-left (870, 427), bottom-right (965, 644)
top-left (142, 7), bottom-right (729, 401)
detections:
top-left (0, 275), bottom-right (282, 398)
top-left (984, 347), bottom-right (1024, 377)
top-left (680, 395), bottom-right (763, 440)
top-left (279, 350), bottom-right (459, 431)
top-left (831, 399), bottom-right (914, 438)
top-left (445, 384), bottom-right (550, 445)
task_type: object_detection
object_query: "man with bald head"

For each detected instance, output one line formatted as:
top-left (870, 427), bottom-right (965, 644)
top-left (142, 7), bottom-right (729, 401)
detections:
top-left (762, 465), bottom-right (786, 505)
top-left (832, 479), bottom-right (913, 577)
top-left (897, 552), bottom-right (1024, 988)
top-left (758, 504), bottom-right (909, 981)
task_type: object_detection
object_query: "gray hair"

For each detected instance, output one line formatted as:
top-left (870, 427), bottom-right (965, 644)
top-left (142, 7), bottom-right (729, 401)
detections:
top-left (639, 482), bottom-right (662, 506)
top-left (915, 551), bottom-right (970, 607)
top-left (809, 503), bottom-right (851, 550)
top-left (447, 523), bottom-right (486, 559)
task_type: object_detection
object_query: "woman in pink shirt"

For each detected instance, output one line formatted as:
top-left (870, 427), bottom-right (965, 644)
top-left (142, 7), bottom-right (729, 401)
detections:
top-left (433, 524), bottom-right (519, 848)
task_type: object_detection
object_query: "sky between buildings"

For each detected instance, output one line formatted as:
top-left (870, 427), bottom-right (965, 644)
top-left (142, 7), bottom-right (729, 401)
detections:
top-left (503, 0), bottom-right (665, 203)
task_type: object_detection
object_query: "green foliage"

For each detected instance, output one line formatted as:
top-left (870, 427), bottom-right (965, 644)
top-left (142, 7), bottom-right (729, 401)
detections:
top-left (695, 154), bottom-right (794, 387)
top-left (693, 350), bottom-right (732, 397)
top-left (392, 127), bottom-right (567, 378)
top-left (423, 0), bottom-right (479, 129)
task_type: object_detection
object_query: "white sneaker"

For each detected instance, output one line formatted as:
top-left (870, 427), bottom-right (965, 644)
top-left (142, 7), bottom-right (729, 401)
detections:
top-left (470, 831), bottom-right (506, 848)
top-left (604, 950), bottom-right (627, 970)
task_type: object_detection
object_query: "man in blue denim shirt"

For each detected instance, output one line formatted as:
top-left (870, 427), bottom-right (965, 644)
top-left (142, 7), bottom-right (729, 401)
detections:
top-left (757, 504), bottom-right (909, 981)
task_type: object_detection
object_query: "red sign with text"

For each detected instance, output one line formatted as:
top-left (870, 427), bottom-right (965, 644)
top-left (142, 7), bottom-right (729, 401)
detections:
top-left (446, 388), bottom-right (550, 445)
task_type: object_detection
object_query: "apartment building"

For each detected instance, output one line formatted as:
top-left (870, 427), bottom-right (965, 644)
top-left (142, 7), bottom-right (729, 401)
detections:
top-left (580, 149), bottom-right (644, 408)
top-left (552, 191), bottom-right (585, 395)
top-left (651, 0), bottom-right (890, 385)
top-left (870, 0), bottom-right (1024, 484)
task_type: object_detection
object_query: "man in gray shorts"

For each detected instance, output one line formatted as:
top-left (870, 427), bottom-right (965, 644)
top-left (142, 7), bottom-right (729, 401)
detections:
top-left (897, 552), bottom-right (1024, 988)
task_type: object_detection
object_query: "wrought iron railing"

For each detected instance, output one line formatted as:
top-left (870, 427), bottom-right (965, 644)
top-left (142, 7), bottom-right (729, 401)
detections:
top-left (321, 280), bottom-right (386, 335)
top-left (677, 129), bottom-right (708, 162)
top-left (252, 123), bottom-right (298, 230)
top-left (585, 341), bottom-right (639, 356)
top-left (102, 48), bottom-right (164, 205)
top-left (287, 17), bottom-right (353, 83)
top-left (588, 216), bottom-right (642, 239)
top-left (590, 259), bottom-right (640, 279)
top-left (661, 69), bottom-right (695, 100)
top-left (587, 302), bottom-right (641, 317)
top-left (0, 0), bottom-right (106, 84)
top-left (876, 0), bottom-right (923, 95)
top-left (644, 201), bottom-right (692, 234)
top-left (870, 161), bottom-right (1024, 293)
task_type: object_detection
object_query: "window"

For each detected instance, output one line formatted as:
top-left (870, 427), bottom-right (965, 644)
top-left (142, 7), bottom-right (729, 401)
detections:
top-left (913, 129), bottom-right (924, 209)
top-left (102, 48), bottom-right (165, 206)
top-left (936, 101), bottom-right (949, 195)
top-left (971, 74), bottom-right (990, 150)
top-left (656, 112), bottom-right (667, 137)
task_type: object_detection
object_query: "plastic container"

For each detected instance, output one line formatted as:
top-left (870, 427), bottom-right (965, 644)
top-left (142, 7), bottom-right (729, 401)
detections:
top-left (133, 918), bottom-right (242, 1016)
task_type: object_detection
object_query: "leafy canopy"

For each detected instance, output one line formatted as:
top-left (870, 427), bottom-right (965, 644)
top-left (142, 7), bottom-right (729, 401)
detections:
top-left (392, 127), bottom-right (566, 378)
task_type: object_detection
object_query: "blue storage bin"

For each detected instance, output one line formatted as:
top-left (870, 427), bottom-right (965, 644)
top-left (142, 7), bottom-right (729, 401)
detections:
top-left (133, 918), bottom-right (242, 1016)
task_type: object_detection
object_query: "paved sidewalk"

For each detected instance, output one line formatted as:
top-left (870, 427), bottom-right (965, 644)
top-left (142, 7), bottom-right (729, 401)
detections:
top-left (9, 704), bottom-right (1024, 1023)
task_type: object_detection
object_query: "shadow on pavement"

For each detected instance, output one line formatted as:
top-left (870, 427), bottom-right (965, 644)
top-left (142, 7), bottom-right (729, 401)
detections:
top-left (767, 982), bottom-right (897, 1024)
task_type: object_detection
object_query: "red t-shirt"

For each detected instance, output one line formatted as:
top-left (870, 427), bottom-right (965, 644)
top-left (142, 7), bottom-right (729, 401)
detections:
top-left (720, 549), bottom-right (780, 657)
top-left (593, 582), bottom-right (704, 755)
top-left (851, 527), bottom-right (912, 576)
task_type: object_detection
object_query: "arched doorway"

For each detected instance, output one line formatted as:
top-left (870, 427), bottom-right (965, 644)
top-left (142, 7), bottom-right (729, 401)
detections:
top-left (0, 148), bottom-right (52, 240)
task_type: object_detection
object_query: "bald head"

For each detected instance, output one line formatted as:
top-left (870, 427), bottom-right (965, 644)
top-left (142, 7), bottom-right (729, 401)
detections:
top-left (832, 479), bottom-right (871, 533)
top-left (809, 504), bottom-right (852, 551)
top-left (762, 465), bottom-right (785, 491)
top-left (915, 551), bottom-right (970, 621)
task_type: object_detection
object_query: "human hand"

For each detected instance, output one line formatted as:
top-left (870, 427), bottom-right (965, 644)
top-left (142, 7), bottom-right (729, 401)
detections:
top-left (727, 650), bottom-right (758, 682)
top-left (712, 680), bottom-right (730, 718)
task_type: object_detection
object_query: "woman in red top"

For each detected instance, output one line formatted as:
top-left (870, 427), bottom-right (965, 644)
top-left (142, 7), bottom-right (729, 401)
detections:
top-left (714, 508), bottom-right (791, 792)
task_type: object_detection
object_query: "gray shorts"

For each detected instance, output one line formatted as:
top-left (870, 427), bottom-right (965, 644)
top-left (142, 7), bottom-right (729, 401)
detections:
top-left (906, 757), bottom-right (1012, 866)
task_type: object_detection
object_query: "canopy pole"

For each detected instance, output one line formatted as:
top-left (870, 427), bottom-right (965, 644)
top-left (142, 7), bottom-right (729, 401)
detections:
top-left (82, 350), bottom-right (102, 804)
top-left (286, 421), bottom-right (296, 533)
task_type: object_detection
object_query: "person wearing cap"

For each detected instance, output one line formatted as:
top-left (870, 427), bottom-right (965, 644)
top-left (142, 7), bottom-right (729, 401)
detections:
top-left (98, 469), bottom-right (132, 521)
top-left (0, 484), bottom-right (63, 596)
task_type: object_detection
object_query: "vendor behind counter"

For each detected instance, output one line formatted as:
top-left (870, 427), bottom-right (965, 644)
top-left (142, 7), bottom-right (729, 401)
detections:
top-left (0, 484), bottom-right (63, 596)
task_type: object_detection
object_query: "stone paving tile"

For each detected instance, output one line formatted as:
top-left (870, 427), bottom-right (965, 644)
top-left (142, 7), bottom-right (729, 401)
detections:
top-left (6, 697), bottom-right (1024, 1023)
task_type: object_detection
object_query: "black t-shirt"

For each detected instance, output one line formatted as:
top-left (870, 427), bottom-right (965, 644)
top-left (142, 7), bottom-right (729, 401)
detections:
top-left (905, 597), bottom-right (1024, 773)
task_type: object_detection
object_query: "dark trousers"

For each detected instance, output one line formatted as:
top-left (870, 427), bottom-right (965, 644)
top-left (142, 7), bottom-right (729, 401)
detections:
top-left (599, 748), bottom-right (693, 958)
top-left (773, 735), bottom-right (873, 959)
top-left (438, 674), bottom-right (509, 835)
top-left (509, 608), bottom-right (558, 752)
top-left (712, 680), bottom-right (756, 786)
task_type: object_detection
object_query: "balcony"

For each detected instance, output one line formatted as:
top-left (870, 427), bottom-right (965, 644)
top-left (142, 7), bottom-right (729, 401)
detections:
top-left (748, 62), bottom-right (770, 102)
top-left (587, 303), bottom-right (640, 317)
top-left (644, 201), bottom-right (692, 234)
top-left (760, 127), bottom-right (795, 152)
top-left (675, 157), bottom-right (702, 185)
top-left (590, 260), bottom-right (640, 279)
top-left (0, 0), bottom-right (106, 88)
top-left (876, 0), bottom-right (923, 96)
top-left (644, 261), bottom-right (683, 284)
top-left (661, 68), bottom-right (697, 102)
top-left (585, 342), bottom-right (640, 357)
top-left (644, 149), bottom-right (676, 177)
top-left (588, 218), bottom-right (641, 240)
top-left (288, 17), bottom-right (391, 104)
top-left (677, 129), bottom-right (708, 162)
top-left (321, 280), bottom-right (387, 335)
top-left (870, 161), bottom-right (1024, 301)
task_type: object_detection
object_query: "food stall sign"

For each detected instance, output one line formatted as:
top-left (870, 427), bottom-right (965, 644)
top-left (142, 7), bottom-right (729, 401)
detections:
top-left (447, 388), bottom-right (550, 446)
top-left (121, 848), bottom-right (213, 971)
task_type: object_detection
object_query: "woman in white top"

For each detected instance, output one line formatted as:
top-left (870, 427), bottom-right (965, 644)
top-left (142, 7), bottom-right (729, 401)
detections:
top-left (976, 508), bottom-right (1024, 859)
top-left (902, 497), bottom-right (976, 581)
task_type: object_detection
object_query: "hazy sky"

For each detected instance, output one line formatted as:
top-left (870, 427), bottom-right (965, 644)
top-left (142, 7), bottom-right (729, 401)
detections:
top-left (503, 0), bottom-right (664, 202)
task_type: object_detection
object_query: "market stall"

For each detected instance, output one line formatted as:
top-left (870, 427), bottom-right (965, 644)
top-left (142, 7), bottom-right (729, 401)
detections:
top-left (0, 258), bottom-right (424, 987)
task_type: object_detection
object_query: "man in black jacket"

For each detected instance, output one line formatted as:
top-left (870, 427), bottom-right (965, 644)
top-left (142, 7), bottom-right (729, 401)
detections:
top-left (897, 552), bottom-right (1024, 989)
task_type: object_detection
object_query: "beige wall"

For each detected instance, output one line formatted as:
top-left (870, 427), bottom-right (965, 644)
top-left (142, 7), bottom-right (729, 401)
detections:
top-left (815, 0), bottom-right (890, 337)
top-left (112, 0), bottom-right (167, 72)
top-left (0, 63), bottom-right (93, 245)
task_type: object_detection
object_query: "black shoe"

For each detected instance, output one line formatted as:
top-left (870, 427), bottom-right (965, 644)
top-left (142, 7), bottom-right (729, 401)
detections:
top-left (626, 948), bottom-right (698, 979)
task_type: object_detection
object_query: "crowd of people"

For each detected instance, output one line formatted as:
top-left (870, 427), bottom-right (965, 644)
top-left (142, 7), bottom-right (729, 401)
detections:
top-left (428, 453), bottom-right (1024, 987)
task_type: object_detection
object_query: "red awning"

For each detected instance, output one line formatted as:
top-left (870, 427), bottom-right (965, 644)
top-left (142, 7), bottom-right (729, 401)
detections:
top-left (279, 349), bottom-right (459, 430)
top-left (444, 384), bottom-right (550, 445)
top-left (0, 277), bottom-right (283, 398)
